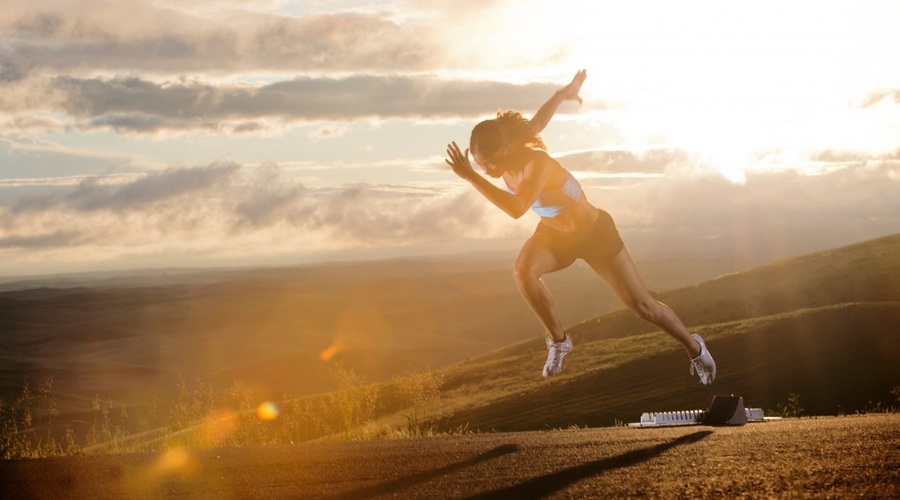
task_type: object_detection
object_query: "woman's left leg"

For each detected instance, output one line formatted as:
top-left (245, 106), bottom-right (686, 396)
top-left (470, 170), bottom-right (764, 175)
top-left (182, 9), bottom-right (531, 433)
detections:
top-left (589, 247), bottom-right (701, 357)
top-left (513, 233), bottom-right (576, 343)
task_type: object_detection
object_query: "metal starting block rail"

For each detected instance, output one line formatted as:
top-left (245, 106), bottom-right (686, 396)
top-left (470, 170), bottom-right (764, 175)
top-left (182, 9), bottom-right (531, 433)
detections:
top-left (629, 395), bottom-right (770, 428)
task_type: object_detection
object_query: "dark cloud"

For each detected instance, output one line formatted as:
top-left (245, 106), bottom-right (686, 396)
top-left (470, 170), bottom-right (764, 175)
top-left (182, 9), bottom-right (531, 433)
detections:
top-left (0, 159), bottom-right (496, 253)
top-left (811, 148), bottom-right (900, 163)
top-left (11, 162), bottom-right (239, 213)
top-left (285, 184), bottom-right (490, 243)
top-left (49, 75), bottom-right (562, 132)
top-left (232, 165), bottom-right (307, 229)
top-left (0, 230), bottom-right (85, 249)
top-left (1, 155), bottom-right (897, 264)
top-left (1, 10), bottom-right (440, 78)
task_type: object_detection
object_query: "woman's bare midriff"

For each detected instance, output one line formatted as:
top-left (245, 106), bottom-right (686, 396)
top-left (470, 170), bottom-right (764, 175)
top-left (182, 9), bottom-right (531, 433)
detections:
top-left (539, 195), bottom-right (599, 233)
top-left (503, 151), bottom-right (599, 233)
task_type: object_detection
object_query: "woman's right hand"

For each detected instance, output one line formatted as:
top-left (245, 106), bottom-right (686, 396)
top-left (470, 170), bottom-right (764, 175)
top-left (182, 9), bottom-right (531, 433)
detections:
top-left (445, 141), bottom-right (476, 180)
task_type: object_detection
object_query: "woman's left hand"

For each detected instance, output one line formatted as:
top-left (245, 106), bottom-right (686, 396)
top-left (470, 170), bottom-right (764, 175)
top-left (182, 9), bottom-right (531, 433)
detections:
top-left (559, 69), bottom-right (587, 104)
top-left (445, 141), bottom-right (476, 180)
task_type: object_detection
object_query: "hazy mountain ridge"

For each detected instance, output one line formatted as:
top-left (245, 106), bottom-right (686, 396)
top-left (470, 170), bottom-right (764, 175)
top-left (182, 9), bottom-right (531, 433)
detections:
top-left (0, 253), bottom-right (752, 413)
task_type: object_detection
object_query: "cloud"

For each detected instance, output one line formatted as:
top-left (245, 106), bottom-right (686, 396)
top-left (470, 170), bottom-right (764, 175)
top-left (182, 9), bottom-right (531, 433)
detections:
top-left (232, 164), bottom-right (307, 229)
top-left (0, 160), bottom-right (504, 256)
top-left (597, 157), bottom-right (900, 261)
top-left (810, 148), bottom-right (900, 164)
top-left (292, 183), bottom-right (493, 242)
top-left (557, 148), bottom-right (689, 175)
top-left (0, 230), bottom-right (86, 250)
top-left (1, 151), bottom-right (897, 273)
top-left (862, 89), bottom-right (900, 108)
top-left (0, 136), bottom-right (162, 179)
top-left (0, 3), bottom-right (441, 78)
top-left (10, 162), bottom-right (239, 213)
top-left (309, 124), bottom-right (351, 141)
top-left (6, 75), bottom-right (562, 133)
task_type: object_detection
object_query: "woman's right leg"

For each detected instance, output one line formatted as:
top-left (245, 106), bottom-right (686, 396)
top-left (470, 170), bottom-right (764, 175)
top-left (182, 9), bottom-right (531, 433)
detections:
top-left (513, 234), bottom-right (575, 342)
top-left (589, 246), bottom-right (699, 356)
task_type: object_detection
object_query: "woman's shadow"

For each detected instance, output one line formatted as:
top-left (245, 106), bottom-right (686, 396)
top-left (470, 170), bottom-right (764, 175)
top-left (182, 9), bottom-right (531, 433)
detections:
top-left (470, 430), bottom-right (713, 499)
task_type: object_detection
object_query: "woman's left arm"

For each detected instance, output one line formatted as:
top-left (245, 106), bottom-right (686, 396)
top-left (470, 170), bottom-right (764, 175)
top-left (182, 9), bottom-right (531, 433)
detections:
top-left (528, 69), bottom-right (587, 134)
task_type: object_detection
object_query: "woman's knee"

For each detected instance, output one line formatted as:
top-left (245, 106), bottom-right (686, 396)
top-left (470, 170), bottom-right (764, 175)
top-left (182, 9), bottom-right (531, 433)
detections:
top-left (512, 258), bottom-right (541, 286)
top-left (513, 241), bottom-right (559, 285)
top-left (630, 298), bottom-right (660, 323)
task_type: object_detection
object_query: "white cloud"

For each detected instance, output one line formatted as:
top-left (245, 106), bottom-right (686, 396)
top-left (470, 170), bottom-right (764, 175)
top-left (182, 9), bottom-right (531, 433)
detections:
top-left (595, 159), bottom-right (900, 260)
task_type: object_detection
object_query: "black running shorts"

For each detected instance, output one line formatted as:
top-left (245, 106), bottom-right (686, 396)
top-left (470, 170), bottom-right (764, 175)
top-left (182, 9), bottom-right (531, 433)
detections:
top-left (532, 209), bottom-right (625, 267)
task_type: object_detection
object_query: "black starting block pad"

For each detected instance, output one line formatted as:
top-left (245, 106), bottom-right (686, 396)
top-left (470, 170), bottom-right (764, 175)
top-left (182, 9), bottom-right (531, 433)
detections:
top-left (629, 395), bottom-right (768, 428)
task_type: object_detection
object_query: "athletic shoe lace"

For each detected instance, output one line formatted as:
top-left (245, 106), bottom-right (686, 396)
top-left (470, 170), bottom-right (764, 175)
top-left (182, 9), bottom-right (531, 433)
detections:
top-left (690, 357), bottom-right (711, 379)
top-left (546, 342), bottom-right (561, 365)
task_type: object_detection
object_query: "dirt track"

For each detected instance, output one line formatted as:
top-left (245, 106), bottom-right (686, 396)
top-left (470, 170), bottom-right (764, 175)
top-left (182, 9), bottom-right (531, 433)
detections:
top-left (2, 414), bottom-right (898, 499)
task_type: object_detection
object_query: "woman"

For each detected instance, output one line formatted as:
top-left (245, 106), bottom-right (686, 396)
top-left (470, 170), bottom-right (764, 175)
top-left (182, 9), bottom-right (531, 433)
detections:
top-left (445, 70), bottom-right (716, 383)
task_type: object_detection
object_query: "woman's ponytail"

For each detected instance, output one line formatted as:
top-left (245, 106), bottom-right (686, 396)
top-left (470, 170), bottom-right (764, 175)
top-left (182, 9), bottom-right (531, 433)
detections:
top-left (496, 110), bottom-right (546, 150)
top-left (471, 110), bottom-right (546, 156)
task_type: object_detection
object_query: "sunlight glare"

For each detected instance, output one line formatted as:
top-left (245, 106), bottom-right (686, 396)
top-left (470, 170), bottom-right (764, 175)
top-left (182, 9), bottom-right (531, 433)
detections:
top-left (516, 0), bottom-right (900, 179)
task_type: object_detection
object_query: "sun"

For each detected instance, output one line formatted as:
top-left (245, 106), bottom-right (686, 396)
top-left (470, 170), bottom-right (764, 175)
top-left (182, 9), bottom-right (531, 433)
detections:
top-left (520, 0), bottom-right (900, 179)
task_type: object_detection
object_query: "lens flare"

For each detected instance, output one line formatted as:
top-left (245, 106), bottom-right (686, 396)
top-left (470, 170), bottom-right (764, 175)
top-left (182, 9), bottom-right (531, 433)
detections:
top-left (319, 343), bottom-right (341, 361)
top-left (256, 401), bottom-right (279, 421)
top-left (157, 447), bottom-right (190, 472)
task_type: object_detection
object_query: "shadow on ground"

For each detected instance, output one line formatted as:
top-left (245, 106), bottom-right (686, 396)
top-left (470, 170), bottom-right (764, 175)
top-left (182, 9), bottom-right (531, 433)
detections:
top-left (334, 444), bottom-right (520, 499)
top-left (332, 430), bottom-right (712, 500)
top-left (469, 430), bottom-right (712, 499)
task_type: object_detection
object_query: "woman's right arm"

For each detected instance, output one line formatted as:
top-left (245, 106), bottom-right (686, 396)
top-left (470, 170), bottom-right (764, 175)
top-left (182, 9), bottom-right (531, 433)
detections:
top-left (528, 69), bottom-right (587, 134)
top-left (445, 142), bottom-right (551, 219)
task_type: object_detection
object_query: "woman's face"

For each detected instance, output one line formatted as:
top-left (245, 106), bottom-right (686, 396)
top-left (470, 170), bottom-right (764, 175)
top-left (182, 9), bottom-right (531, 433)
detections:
top-left (473, 145), bottom-right (511, 178)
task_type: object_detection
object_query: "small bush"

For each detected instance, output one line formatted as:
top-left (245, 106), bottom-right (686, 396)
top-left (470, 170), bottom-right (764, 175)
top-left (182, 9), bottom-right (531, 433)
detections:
top-left (771, 392), bottom-right (804, 418)
top-left (394, 368), bottom-right (447, 436)
top-left (330, 362), bottom-right (379, 439)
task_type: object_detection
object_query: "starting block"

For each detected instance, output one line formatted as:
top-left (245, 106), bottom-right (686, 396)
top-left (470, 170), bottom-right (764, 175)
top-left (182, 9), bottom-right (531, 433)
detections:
top-left (629, 395), bottom-right (768, 428)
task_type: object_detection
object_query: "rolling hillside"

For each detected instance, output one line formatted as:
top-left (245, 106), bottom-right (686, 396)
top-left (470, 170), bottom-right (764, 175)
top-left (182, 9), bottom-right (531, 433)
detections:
top-left (1, 233), bottom-right (898, 445)
top-left (414, 233), bottom-right (900, 431)
top-left (0, 252), bottom-right (746, 415)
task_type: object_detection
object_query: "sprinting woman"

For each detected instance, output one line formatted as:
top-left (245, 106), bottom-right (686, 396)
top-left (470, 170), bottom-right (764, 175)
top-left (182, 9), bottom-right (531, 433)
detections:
top-left (445, 70), bottom-right (716, 384)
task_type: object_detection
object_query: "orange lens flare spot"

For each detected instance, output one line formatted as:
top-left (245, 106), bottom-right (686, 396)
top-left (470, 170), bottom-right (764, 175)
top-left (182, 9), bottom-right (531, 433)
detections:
top-left (158, 447), bottom-right (190, 472)
top-left (256, 401), bottom-right (279, 421)
top-left (319, 344), bottom-right (341, 361)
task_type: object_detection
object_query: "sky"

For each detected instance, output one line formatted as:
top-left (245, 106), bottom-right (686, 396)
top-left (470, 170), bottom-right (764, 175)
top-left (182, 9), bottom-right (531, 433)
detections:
top-left (1, 0), bottom-right (899, 277)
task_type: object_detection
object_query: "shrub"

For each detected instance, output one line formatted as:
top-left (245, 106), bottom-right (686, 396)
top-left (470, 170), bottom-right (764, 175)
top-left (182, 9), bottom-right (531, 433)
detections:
top-left (771, 392), bottom-right (804, 418)
top-left (394, 368), bottom-right (447, 436)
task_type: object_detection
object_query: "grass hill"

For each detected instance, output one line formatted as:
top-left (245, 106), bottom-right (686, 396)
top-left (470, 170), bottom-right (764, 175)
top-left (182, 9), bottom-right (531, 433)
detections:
top-left (393, 233), bottom-right (900, 431)
top-left (0, 252), bottom-right (747, 415)
top-left (1, 233), bottom-right (898, 454)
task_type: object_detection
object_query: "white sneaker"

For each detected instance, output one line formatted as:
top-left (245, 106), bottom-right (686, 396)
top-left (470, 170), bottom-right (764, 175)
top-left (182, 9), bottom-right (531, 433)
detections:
top-left (689, 334), bottom-right (716, 385)
top-left (543, 335), bottom-right (573, 378)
